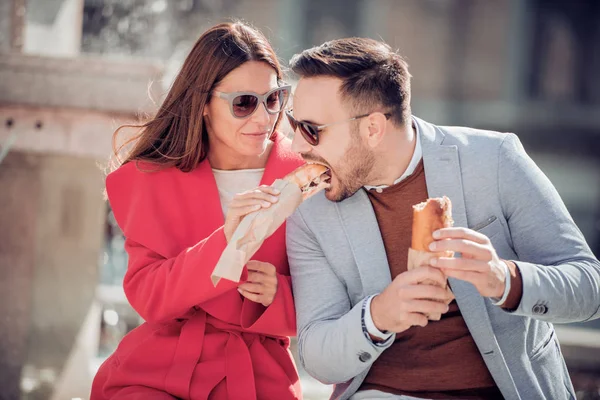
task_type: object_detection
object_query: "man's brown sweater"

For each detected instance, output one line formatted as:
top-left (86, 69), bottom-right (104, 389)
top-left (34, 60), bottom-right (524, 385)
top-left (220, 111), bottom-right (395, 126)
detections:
top-left (360, 161), bottom-right (504, 399)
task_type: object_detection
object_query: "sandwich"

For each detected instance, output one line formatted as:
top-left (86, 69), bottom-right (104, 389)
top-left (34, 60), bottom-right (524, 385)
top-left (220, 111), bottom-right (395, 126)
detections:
top-left (408, 196), bottom-right (455, 320)
top-left (211, 163), bottom-right (330, 285)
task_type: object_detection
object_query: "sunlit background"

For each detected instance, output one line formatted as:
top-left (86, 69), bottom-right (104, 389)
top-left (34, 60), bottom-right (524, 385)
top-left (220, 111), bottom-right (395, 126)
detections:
top-left (1, 0), bottom-right (599, 399)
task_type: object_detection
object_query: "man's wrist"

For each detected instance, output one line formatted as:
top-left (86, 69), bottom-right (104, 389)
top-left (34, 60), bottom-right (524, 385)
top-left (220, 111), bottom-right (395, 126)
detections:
top-left (500, 260), bottom-right (523, 311)
top-left (490, 260), bottom-right (511, 306)
top-left (364, 295), bottom-right (393, 343)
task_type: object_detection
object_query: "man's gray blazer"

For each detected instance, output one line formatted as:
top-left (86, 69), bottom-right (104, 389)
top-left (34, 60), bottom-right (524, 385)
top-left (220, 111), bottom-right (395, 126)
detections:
top-left (286, 116), bottom-right (600, 400)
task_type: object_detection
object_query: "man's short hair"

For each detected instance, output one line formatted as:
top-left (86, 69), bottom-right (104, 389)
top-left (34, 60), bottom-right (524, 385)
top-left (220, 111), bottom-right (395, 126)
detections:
top-left (290, 37), bottom-right (412, 126)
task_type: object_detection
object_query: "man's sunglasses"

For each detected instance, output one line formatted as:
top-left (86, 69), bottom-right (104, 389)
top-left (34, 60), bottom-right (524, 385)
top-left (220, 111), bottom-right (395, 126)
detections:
top-left (212, 85), bottom-right (291, 119)
top-left (285, 109), bottom-right (392, 146)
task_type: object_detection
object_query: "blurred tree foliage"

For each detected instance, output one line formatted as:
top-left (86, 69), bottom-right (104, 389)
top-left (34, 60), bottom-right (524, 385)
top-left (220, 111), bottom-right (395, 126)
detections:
top-left (82, 0), bottom-right (240, 59)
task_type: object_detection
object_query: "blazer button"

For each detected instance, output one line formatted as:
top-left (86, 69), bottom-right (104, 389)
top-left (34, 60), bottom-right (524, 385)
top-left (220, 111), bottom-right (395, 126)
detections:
top-left (358, 351), bottom-right (372, 362)
top-left (532, 304), bottom-right (548, 315)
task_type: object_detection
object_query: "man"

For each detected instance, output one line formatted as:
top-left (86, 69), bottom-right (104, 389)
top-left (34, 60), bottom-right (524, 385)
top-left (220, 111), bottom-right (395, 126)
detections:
top-left (285, 37), bottom-right (600, 400)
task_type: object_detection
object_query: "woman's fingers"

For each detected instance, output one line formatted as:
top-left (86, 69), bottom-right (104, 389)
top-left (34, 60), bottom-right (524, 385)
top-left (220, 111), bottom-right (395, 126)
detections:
top-left (237, 261), bottom-right (278, 306)
top-left (230, 204), bottom-right (262, 218)
top-left (223, 187), bottom-right (281, 242)
top-left (231, 189), bottom-right (279, 206)
top-left (229, 199), bottom-right (273, 211)
top-left (238, 288), bottom-right (262, 303)
top-left (246, 262), bottom-right (277, 284)
top-left (238, 282), bottom-right (265, 293)
top-left (245, 271), bottom-right (277, 287)
top-left (246, 260), bottom-right (277, 275)
top-left (238, 286), bottom-right (275, 307)
top-left (227, 191), bottom-right (279, 218)
top-left (255, 185), bottom-right (280, 196)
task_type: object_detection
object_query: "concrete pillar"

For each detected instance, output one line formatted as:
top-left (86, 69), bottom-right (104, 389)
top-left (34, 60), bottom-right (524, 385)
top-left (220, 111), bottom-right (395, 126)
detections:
top-left (0, 0), bottom-right (26, 53)
top-left (23, 0), bottom-right (83, 57)
top-left (0, 152), bottom-right (40, 399)
top-left (0, 150), bottom-right (106, 399)
top-left (0, 1), bottom-right (11, 52)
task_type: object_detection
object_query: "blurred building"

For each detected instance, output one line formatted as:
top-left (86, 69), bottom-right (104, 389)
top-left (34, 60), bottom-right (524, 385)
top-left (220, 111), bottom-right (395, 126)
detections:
top-left (0, 0), bottom-right (599, 399)
top-left (0, 1), bottom-right (161, 399)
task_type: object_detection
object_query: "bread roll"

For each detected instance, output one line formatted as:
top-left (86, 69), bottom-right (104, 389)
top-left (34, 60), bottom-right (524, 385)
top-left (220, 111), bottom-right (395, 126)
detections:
top-left (411, 196), bottom-right (454, 252)
top-left (407, 196), bottom-right (455, 320)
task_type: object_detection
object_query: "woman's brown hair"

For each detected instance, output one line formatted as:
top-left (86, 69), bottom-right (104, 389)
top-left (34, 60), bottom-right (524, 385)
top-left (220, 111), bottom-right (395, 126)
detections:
top-left (112, 21), bottom-right (284, 172)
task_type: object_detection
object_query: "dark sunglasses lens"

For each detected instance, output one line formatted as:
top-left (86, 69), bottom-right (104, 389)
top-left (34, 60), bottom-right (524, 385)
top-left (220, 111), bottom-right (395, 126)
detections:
top-left (266, 88), bottom-right (289, 112)
top-left (232, 95), bottom-right (258, 117)
top-left (286, 111), bottom-right (318, 145)
top-left (300, 123), bottom-right (318, 145)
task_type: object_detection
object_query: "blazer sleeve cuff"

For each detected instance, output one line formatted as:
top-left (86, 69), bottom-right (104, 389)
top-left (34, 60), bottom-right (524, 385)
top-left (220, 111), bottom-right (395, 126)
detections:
top-left (300, 297), bottom-right (395, 384)
top-left (508, 260), bottom-right (544, 316)
top-left (500, 260), bottom-right (523, 311)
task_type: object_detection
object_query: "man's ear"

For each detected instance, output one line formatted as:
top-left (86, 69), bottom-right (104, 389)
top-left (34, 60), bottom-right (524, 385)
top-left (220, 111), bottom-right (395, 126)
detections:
top-left (364, 112), bottom-right (388, 148)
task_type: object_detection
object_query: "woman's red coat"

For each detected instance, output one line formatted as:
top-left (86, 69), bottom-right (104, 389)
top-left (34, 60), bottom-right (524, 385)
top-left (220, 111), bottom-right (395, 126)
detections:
top-left (91, 134), bottom-right (304, 399)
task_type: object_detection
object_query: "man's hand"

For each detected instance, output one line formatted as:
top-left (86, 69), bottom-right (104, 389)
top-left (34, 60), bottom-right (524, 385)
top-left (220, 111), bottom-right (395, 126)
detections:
top-left (428, 227), bottom-right (506, 298)
top-left (370, 267), bottom-right (453, 333)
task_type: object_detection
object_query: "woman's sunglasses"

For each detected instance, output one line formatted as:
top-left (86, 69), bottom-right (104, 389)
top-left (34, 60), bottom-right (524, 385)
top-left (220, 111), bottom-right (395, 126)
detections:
top-left (212, 85), bottom-right (291, 119)
top-left (286, 109), bottom-right (391, 146)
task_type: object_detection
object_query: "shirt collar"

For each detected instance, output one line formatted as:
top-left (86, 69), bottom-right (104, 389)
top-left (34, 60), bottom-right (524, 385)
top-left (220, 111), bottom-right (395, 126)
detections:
top-left (364, 121), bottom-right (422, 192)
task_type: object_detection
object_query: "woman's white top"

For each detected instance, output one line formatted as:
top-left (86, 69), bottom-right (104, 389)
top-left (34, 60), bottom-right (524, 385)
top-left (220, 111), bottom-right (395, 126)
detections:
top-left (212, 168), bottom-right (265, 217)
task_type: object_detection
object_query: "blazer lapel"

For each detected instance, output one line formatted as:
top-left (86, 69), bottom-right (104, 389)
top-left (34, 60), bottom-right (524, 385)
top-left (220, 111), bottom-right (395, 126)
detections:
top-left (416, 117), bottom-right (520, 399)
top-left (336, 190), bottom-right (392, 296)
top-left (417, 117), bottom-right (496, 348)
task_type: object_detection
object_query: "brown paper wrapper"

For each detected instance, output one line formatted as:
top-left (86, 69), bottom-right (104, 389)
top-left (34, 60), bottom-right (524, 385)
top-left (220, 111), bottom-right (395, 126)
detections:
top-left (211, 178), bottom-right (302, 286)
top-left (407, 248), bottom-right (455, 321)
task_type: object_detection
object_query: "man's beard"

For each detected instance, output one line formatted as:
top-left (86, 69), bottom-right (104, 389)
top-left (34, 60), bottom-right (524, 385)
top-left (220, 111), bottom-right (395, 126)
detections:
top-left (329, 129), bottom-right (375, 202)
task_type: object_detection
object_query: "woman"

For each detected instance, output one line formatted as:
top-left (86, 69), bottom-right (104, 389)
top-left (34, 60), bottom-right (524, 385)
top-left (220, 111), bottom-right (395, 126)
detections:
top-left (91, 22), bottom-right (303, 399)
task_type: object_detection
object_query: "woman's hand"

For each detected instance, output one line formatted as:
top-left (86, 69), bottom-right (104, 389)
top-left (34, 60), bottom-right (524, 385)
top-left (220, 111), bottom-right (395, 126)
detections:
top-left (224, 185), bottom-right (280, 242)
top-left (238, 261), bottom-right (278, 307)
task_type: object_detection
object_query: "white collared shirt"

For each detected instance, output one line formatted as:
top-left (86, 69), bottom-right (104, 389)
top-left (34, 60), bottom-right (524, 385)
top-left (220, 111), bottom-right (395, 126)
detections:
top-left (363, 124), bottom-right (422, 193)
